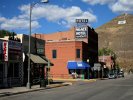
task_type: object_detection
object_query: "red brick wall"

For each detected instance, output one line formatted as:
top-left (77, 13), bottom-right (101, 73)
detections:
top-left (99, 56), bottom-right (114, 69)
top-left (33, 27), bottom-right (88, 43)
top-left (45, 41), bottom-right (84, 78)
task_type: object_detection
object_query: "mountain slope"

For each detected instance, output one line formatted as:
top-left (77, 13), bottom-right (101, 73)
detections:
top-left (96, 14), bottom-right (133, 71)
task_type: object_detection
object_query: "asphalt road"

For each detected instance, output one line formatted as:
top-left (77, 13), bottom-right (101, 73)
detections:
top-left (1, 75), bottom-right (133, 100)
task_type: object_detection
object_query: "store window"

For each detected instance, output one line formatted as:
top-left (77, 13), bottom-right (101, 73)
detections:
top-left (8, 63), bottom-right (19, 77)
top-left (14, 63), bottom-right (19, 77)
top-left (52, 50), bottom-right (57, 59)
top-left (76, 49), bottom-right (80, 58)
top-left (8, 63), bottom-right (13, 77)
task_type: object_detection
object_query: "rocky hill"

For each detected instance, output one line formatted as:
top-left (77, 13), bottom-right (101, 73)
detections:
top-left (96, 14), bottom-right (133, 71)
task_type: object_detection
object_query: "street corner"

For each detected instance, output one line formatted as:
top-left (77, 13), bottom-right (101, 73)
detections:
top-left (83, 79), bottom-right (97, 82)
top-left (62, 82), bottom-right (73, 86)
top-left (46, 82), bottom-right (72, 89)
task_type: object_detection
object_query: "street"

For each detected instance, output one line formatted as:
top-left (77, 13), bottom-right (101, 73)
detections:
top-left (0, 75), bottom-right (133, 100)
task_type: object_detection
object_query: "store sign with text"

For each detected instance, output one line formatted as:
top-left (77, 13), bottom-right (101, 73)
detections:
top-left (3, 41), bottom-right (8, 61)
top-left (76, 19), bottom-right (88, 23)
top-left (75, 27), bottom-right (88, 38)
top-left (8, 41), bottom-right (22, 50)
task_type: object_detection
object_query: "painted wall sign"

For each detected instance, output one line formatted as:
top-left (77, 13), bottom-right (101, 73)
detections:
top-left (3, 41), bottom-right (8, 61)
top-left (75, 26), bottom-right (88, 38)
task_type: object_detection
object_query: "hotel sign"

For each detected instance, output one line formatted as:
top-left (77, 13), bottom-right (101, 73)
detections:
top-left (3, 41), bottom-right (8, 61)
top-left (76, 19), bottom-right (88, 23)
top-left (75, 27), bottom-right (88, 38)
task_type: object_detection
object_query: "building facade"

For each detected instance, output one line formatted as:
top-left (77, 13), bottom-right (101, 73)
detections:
top-left (0, 34), bottom-right (49, 87)
top-left (0, 39), bottom-right (23, 88)
top-left (33, 26), bottom-right (98, 79)
top-left (99, 56), bottom-right (114, 70)
top-left (16, 34), bottom-right (49, 85)
top-left (45, 41), bottom-right (89, 78)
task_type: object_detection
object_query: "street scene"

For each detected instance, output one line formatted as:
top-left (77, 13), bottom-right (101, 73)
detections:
top-left (0, 75), bottom-right (133, 100)
top-left (0, 0), bottom-right (133, 100)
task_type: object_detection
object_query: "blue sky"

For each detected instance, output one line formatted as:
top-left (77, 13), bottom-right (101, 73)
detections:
top-left (0, 0), bottom-right (133, 34)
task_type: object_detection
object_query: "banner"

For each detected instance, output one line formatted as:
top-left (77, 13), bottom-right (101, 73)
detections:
top-left (3, 41), bottom-right (8, 61)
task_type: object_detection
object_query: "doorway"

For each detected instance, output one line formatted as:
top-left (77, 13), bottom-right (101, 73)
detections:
top-left (0, 63), bottom-right (4, 88)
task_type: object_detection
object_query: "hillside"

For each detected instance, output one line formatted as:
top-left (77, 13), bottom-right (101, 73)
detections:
top-left (96, 14), bottom-right (133, 71)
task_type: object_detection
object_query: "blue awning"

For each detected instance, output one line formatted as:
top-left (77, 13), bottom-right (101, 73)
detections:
top-left (67, 61), bottom-right (90, 69)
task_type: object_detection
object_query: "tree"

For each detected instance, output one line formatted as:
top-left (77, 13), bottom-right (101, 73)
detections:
top-left (98, 47), bottom-right (117, 60)
top-left (0, 30), bottom-right (16, 38)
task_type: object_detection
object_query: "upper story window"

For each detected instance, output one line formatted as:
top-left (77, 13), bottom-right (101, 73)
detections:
top-left (76, 49), bottom-right (80, 58)
top-left (52, 50), bottom-right (57, 59)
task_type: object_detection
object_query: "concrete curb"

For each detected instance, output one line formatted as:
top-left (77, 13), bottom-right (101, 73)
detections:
top-left (0, 83), bottom-right (71, 98)
top-left (53, 79), bottom-right (97, 82)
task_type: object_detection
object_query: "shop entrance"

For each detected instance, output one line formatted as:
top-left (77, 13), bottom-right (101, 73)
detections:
top-left (69, 69), bottom-right (89, 79)
top-left (0, 63), bottom-right (4, 88)
top-left (8, 62), bottom-right (20, 87)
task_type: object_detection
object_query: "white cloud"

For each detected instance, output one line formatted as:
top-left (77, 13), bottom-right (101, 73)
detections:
top-left (110, 0), bottom-right (133, 13)
top-left (18, 4), bottom-right (97, 27)
top-left (0, 17), bottom-right (7, 23)
top-left (0, 17), bottom-right (40, 30)
top-left (0, 4), bottom-right (97, 30)
top-left (82, 0), bottom-right (116, 5)
top-left (82, 0), bottom-right (133, 13)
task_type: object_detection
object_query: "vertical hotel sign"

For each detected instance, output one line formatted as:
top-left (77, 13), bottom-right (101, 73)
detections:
top-left (3, 41), bottom-right (8, 61)
top-left (75, 19), bottom-right (88, 38)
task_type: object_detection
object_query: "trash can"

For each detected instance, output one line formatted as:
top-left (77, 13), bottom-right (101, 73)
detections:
top-left (40, 79), bottom-right (46, 88)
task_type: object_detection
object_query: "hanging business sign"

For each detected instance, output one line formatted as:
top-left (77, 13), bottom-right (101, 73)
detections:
top-left (8, 40), bottom-right (22, 50)
top-left (75, 26), bottom-right (88, 38)
top-left (3, 41), bottom-right (8, 61)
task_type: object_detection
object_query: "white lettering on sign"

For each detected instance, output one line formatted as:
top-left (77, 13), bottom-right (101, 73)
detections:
top-left (77, 62), bottom-right (83, 67)
top-left (118, 20), bottom-right (126, 24)
top-left (76, 27), bottom-right (87, 31)
top-left (3, 41), bottom-right (8, 61)
top-left (75, 31), bottom-right (87, 38)
top-left (75, 26), bottom-right (88, 38)
top-left (76, 19), bottom-right (88, 23)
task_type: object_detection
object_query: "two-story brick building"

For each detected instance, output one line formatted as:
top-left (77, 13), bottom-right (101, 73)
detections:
top-left (33, 26), bottom-right (98, 79)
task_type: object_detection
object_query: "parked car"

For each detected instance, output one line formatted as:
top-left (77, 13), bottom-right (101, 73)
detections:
top-left (108, 73), bottom-right (117, 79)
top-left (117, 71), bottom-right (124, 78)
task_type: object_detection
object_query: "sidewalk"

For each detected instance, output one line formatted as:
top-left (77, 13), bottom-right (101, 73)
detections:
top-left (0, 82), bottom-right (72, 98)
top-left (53, 78), bottom-right (97, 82)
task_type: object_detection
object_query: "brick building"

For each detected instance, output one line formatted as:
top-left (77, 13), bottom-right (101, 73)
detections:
top-left (33, 26), bottom-right (98, 79)
top-left (99, 56), bottom-right (114, 70)
top-left (0, 39), bottom-right (23, 88)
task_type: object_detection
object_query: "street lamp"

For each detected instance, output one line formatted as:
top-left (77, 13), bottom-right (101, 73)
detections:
top-left (27, 0), bottom-right (49, 89)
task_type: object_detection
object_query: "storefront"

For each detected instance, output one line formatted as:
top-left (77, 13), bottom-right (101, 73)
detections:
top-left (16, 34), bottom-right (50, 86)
top-left (67, 61), bottom-right (91, 79)
top-left (1, 40), bottom-right (23, 88)
top-left (0, 40), bottom-right (4, 88)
